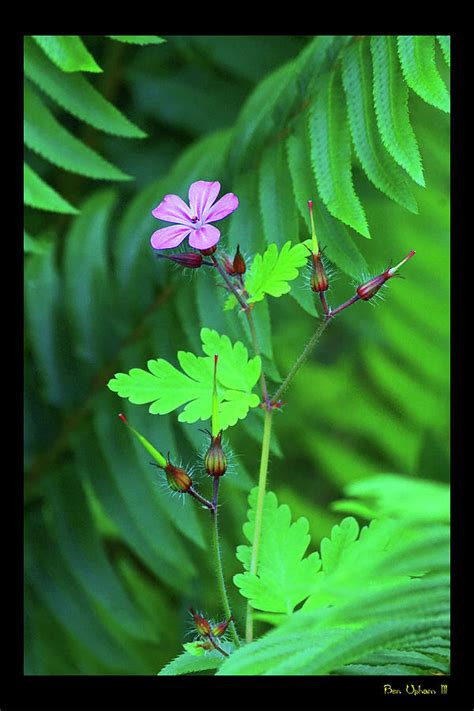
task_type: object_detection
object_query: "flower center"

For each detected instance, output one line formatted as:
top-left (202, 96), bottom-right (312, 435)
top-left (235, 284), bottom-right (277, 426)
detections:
top-left (191, 215), bottom-right (203, 229)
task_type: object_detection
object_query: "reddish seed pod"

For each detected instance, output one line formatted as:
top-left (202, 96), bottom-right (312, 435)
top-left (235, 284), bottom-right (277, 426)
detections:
top-left (310, 252), bottom-right (329, 293)
top-left (156, 251), bottom-right (203, 269)
top-left (164, 461), bottom-right (193, 492)
top-left (222, 254), bottom-right (236, 275)
top-left (212, 616), bottom-right (233, 638)
top-left (189, 608), bottom-right (212, 636)
top-left (356, 250), bottom-right (416, 301)
top-left (204, 431), bottom-right (228, 478)
top-left (232, 245), bottom-right (246, 275)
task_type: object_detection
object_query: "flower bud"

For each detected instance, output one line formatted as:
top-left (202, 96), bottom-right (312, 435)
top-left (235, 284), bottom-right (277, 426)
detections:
top-left (155, 251), bottom-right (203, 269)
top-left (232, 245), bottom-right (246, 275)
top-left (204, 431), bottom-right (228, 478)
top-left (307, 199), bottom-right (329, 292)
top-left (190, 608), bottom-right (211, 636)
top-left (222, 253), bottom-right (236, 275)
top-left (310, 251), bottom-right (329, 293)
top-left (357, 250), bottom-right (416, 301)
top-left (212, 616), bottom-right (233, 638)
top-left (200, 245), bottom-right (217, 256)
top-left (164, 460), bottom-right (193, 492)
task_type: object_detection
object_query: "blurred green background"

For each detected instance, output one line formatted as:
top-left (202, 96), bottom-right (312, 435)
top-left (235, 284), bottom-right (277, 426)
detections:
top-left (24, 35), bottom-right (449, 674)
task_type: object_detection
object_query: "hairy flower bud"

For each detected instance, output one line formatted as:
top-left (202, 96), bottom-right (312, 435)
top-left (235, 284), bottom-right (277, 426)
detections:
top-left (222, 254), bottom-right (236, 275)
top-left (232, 245), bottom-right (246, 275)
top-left (204, 431), bottom-right (228, 478)
top-left (155, 251), bottom-right (203, 269)
top-left (357, 250), bottom-right (416, 301)
top-left (164, 460), bottom-right (193, 492)
top-left (310, 251), bottom-right (329, 293)
top-left (212, 616), bottom-right (233, 638)
top-left (306, 199), bottom-right (329, 292)
top-left (189, 608), bottom-right (212, 636)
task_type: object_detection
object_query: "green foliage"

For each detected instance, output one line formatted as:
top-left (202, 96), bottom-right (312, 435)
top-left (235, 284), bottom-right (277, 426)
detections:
top-left (24, 34), bottom-right (159, 230)
top-left (107, 36), bottom-right (166, 46)
top-left (25, 37), bottom-right (146, 139)
top-left (108, 328), bottom-right (261, 429)
top-left (32, 35), bottom-right (103, 73)
top-left (397, 36), bottom-right (450, 113)
top-left (234, 489), bottom-right (321, 613)
top-left (225, 241), bottom-right (310, 310)
top-left (216, 478), bottom-right (449, 675)
top-left (24, 35), bottom-right (449, 676)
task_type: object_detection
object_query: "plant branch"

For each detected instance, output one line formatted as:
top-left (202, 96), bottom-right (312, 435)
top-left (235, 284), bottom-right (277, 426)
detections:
top-left (211, 255), bottom-right (248, 311)
top-left (245, 406), bottom-right (273, 643)
top-left (210, 477), bottom-right (240, 648)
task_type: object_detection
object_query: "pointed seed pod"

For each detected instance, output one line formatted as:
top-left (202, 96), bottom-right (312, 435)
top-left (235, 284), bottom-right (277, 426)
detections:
top-left (164, 460), bottom-right (193, 492)
top-left (189, 608), bottom-right (212, 636)
top-left (307, 200), bottom-right (329, 293)
top-left (204, 430), bottom-right (228, 478)
top-left (222, 253), bottom-right (236, 275)
top-left (155, 251), bottom-right (203, 269)
top-left (357, 250), bottom-right (416, 301)
top-left (212, 615), bottom-right (233, 638)
top-left (232, 245), bottom-right (246, 275)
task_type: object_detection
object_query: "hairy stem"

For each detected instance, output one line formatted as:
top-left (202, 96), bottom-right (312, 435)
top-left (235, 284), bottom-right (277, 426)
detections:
top-left (208, 633), bottom-right (230, 657)
top-left (271, 318), bottom-right (331, 405)
top-left (211, 255), bottom-right (248, 311)
top-left (245, 407), bottom-right (273, 643)
top-left (245, 308), bottom-right (270, 404)
top-left (210, 478), bottom-right (240, 648)
top-left (188, 487), bottom-right (214, 511)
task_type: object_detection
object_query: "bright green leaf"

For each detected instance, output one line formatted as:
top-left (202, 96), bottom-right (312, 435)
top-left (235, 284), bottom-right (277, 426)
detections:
top-left (108, 328), bottom-right (261, 429)
top-left (24, 83), bottom-right (131, 181)
top-left (436, 36), bottom-right (450, 67)
top-left (234, 488), bottom-right (321, 613)
top-left (24, 37), bottom-right (146, 138)
top-left (397, 36), bottom-right (450, 113)
top-left (225, 241), bottom-right (310, 311)
top-left (341, 40), bottom-right (418, 213)
top-left (370, 35), bottom-right (425, 186)
top-left (32, 35), bottom-right (102, 73)
top-left (309, 68), bottom-right (370, 238)
top-left (107, 35), bottom-right (166, 45)
top-left (158, 648), bottom-right (226, 675)
top-left (24, 162), bottom-right (78, 214)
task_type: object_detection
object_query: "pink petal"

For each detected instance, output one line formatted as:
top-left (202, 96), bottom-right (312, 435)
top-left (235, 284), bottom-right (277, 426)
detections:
top-left (188, 181), bottom-right (221, 221)
top-left (188, 224), bottom-right (221, 250)
top-left (205, 193), bottom-right (239, 223)
top-left (151, 225), bottom-right (191, 250)
top-left (152, 194), bottom-right (193, 225)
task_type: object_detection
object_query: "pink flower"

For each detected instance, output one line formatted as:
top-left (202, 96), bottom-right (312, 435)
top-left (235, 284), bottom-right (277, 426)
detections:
top-left (150, 180), bottom-right (239, 251)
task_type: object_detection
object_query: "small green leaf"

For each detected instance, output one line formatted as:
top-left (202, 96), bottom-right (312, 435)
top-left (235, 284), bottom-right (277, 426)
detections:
top-left (107, 35), bottom-right (166, 45)
top-left (32, 35), bottom-right (102, 73)
top-left (24, 83), bottom-right (131, 181)
top-left (397, 36), bottom-right (450, 113)
top-left (24, 162), bottom-right (78, 214)
top-left (225, 241), bottom-right (310, 310)
top-left (108, 328), bottom-right (261, 429)
top-left (309, 67), bottom-right (370, 238)
top-left (24, 37), bottom-right (146, 138)
top-left (234, 488), bottom-right (321, 613)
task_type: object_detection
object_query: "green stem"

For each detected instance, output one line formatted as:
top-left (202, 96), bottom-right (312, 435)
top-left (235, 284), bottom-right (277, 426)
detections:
top-left (210, 479), bottom-right (240, 648)
top-left (271, 318), bottom-right (331, 405)
top-left (245, 308), bottom-right (270, 404)
top-left (245, 407), bottom-right (273, 643)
